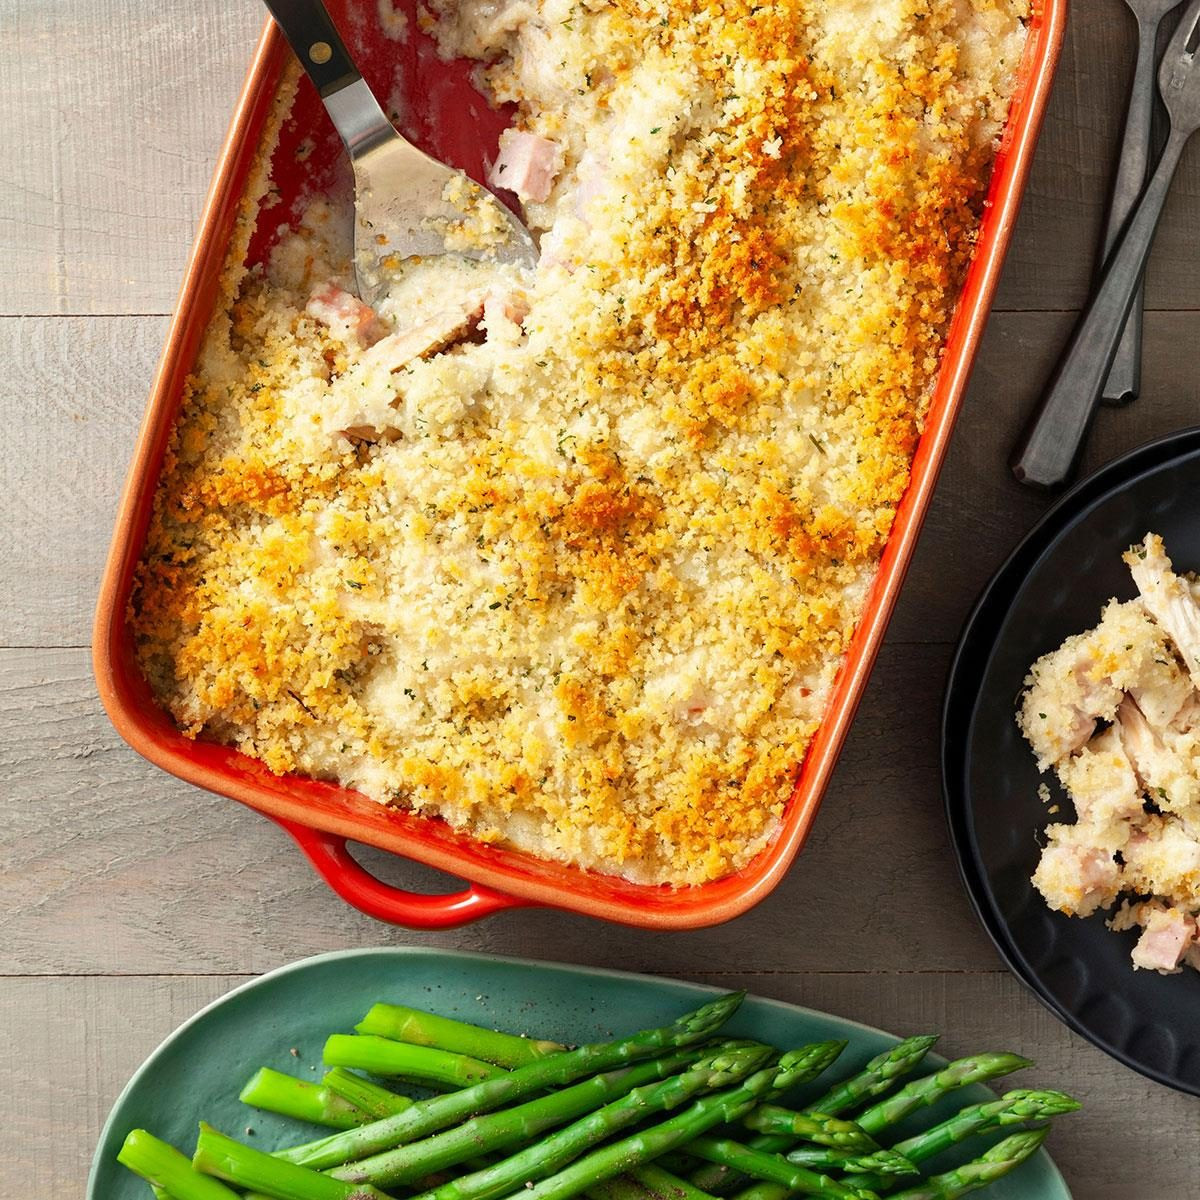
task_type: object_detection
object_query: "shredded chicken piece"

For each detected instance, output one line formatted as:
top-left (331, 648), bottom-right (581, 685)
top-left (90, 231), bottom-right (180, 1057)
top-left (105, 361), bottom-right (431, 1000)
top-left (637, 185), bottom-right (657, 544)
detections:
top-left (1126, 534), bottom-right (1200, 688)
top-left (488, 129), bottom-right (561, 203)
top-left (361, 295), bottom-right (486, 372)
top-left (1130, 903), bottom-right (1196, 974)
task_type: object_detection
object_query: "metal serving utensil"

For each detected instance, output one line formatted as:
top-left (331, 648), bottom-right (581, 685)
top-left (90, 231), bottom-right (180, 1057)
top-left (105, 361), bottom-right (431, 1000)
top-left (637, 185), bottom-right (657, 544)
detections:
top-left (1099, 0), bottom-right (1185, 406)
top-left (260, 0), bottom-right (538, 307)
top-left (1011, 0), bottom-right (1200, 490)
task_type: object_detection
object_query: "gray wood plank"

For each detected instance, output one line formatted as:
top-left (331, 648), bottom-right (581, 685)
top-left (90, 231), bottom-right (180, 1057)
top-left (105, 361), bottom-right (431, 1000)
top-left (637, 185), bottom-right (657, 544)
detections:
top-left (0, 316), bottom-right (167, 647)
top-left (0, 0), bottom-right (263, 317)
top-left (8, 972), bottom-right (1193, 1200)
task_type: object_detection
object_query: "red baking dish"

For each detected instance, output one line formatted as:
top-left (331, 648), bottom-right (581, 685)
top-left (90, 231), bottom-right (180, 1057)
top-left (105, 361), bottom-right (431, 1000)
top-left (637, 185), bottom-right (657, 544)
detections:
top-left (94, 0), bottom-right (1066, 930)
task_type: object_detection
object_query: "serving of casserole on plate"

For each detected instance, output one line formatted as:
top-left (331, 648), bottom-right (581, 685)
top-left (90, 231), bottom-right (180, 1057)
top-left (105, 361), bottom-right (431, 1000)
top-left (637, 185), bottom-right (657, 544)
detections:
top-left (96, 0), bottom-right (1065, 926)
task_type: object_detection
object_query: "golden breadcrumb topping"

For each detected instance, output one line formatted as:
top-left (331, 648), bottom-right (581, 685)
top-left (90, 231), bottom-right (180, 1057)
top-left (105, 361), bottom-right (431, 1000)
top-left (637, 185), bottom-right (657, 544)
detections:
top-left (132, 0), bottom-right (1027, 885)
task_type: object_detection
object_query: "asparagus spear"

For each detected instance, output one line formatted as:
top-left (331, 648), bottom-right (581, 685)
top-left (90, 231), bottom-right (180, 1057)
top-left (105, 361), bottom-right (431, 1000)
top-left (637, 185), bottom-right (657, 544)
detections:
top-left (194, 1123), bottom-right (391, 1200)
top-left (684, 1136), bottom-right (898, 1195)
top-left (726, 1182), bottom-right (792, 1200)
top-left (320, 1068), bottom-right (414, 1119)
top-left (886, 1128), bottom-right (1050, 1200)
top-left (275, 993), bottom-right (744, 1170)
top-left (442, 1047), bottom-right (881, 1200)
top-left (588, 1164), bottom-right (724, 1200)
top-left (688, 1036), bottom-right (936, 1195)
top-left (118, 1130), bottom-right (240, 1200)
top-left (850, 1090), bottom-right (1079, 1194)
top-left (360, 1044), bottom-right (772, 1197)
top-left (356, 1003), bottom-right (563, 1068)
top-left (240, 1068), bottom-right (374, 1129)
top-left (805, 1036), bottom-right (941, 1117)
top-left (634, 1042), bottom-right (850, 1200)
top-left (325, 1049), bottom-right (708, 1187)
top-left (742, 1107), bottom-right (877, 1151)
top-left (323, 1035), bottom-right (506, 1087)
top-left (784, 1147), bottom-right (918, 1177)
top-left (855, 1055), bottom-right (1033, 1136)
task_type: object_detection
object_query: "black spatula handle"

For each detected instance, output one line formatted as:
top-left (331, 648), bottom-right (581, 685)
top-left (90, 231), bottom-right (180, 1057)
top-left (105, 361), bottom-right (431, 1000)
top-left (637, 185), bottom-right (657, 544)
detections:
top-left (262, 0), bottom-right (361, 97)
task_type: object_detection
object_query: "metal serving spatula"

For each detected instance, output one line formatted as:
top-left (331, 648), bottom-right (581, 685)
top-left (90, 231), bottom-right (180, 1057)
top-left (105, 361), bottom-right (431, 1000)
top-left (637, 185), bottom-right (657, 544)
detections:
top-left (1011, 0), bottom-right (1200, 490)
top-left (261, 0), bottom-right (538, 307)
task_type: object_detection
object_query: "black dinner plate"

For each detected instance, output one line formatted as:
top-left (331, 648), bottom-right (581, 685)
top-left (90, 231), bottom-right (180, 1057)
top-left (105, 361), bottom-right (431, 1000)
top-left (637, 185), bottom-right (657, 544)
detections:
top-left (943, 426), bottom-right (1200, 1095)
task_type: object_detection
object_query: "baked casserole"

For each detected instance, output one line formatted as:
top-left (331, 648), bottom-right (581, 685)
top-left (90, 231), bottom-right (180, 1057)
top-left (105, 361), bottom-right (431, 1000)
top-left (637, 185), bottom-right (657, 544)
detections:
top-left (131, 0), bottom-right (1029, 886)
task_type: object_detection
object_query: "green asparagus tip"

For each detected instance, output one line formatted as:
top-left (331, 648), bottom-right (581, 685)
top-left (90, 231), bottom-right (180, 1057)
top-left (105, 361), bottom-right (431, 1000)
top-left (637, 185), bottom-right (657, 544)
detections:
top-left (856, 1034), bottom-right (939, 1080)
top-left (901, 1035), bottom-right (941, 1055)
top-left (1001, 1088), bottom-right (1082, 1118)
top-left (847, 1149), bottom-right (919, 1177)
top-left (682, 993), bottom-right (745, 1036)
top-left (891, 1126), bottom-right (1050, 1199)
top-left (984, 1126), bottom-right (1051, 1161)
top-left (704, 1042), bottom-right (776, 1081)
top-left (773, 1039), bottom-right (847, 1086)
top-left (940, 1052), bottom-right (1033, 1086)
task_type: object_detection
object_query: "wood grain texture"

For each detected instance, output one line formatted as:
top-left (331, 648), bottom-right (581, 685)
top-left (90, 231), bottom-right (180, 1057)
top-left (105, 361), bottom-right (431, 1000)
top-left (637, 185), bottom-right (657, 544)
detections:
top-left (0, 0), bottom-right (263, 316)
top-left (6, 972), bottom-right (1195, 1200)
top-left (0, 316), bottom-right (168, 646)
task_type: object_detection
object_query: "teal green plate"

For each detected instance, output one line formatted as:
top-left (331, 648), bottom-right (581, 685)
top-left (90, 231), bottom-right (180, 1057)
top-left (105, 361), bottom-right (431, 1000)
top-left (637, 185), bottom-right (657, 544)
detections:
top-left (88, 948), bottom-right (1072, 1199)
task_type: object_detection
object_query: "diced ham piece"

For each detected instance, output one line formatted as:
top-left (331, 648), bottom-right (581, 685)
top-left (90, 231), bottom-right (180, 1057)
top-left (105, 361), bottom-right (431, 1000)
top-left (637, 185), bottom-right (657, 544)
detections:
top-left (1131, 906), bottom-right (1196, 973)
top-left (306, 283), bottom-right (386, 347)
top-left (361, 294), bottom-right (486, 373)
top-left (570, 146), bottom-right (611, 218)
top-left (488, 130), bottom-right (560, 203)
top-left (484, 288), bottom-right (530, 331)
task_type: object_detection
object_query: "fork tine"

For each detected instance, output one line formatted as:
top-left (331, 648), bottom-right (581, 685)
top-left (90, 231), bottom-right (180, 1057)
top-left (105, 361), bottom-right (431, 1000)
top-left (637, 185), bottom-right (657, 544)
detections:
top-left (1186, 6), bottom-right (1200, 52)
top-left (1165, 0), bottom-right (1200, 62)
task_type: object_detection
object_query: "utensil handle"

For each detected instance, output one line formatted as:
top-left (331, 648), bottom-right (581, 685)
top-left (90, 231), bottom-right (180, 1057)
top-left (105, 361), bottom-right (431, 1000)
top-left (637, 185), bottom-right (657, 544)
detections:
top-left (260, 0), bottom-right (360, 97)
top-left (1010, 128), bottom-right (1186, 490)
top-left (274, 817), bottom-right (531, 928)
top-left (1099, 17), bottom-right (1159, 405)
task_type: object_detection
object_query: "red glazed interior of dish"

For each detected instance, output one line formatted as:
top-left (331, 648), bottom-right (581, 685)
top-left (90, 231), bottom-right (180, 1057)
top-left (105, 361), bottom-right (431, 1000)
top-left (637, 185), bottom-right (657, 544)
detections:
top-left (94, 0), bottom-right (1067, 930)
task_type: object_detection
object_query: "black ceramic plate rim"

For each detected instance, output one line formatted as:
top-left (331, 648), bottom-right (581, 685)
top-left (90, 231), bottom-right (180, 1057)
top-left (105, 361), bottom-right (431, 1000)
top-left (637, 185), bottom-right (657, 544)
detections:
top-left (942, 425), bottom-right (1200, 1096)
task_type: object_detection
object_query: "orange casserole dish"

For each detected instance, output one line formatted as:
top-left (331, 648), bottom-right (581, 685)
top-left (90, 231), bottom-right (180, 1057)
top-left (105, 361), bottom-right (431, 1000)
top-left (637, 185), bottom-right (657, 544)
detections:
top-left (94, 0), bottom-right (1066, 929)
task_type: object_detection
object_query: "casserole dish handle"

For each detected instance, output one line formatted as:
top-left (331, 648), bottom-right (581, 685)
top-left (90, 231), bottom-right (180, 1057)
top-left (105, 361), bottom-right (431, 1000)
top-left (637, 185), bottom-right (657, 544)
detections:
top-left (274, 817), bottom-right (530, 927)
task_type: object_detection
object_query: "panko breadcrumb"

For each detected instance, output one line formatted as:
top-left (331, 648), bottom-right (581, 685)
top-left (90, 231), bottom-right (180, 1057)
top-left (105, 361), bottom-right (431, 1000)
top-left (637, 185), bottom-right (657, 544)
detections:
top-left (1019, 534), bottom-right (1200, 974)
top-left (131, 0), bottom-right (1028, 886)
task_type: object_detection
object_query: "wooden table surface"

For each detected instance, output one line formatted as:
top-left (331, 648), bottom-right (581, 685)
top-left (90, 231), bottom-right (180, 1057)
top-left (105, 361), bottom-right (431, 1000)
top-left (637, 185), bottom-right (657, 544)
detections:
top-left (3, 1), bottom-right (1199, 1195)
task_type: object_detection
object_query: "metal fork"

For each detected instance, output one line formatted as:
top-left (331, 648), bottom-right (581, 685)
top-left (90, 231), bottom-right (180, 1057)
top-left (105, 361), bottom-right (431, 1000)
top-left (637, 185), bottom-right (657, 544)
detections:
top-left (261, 0), bottom-right (538, 307)
top-left (1099, 0), bottom-right (1185, 406)
top-left (1011, 0), bottom-right (1200, 490)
